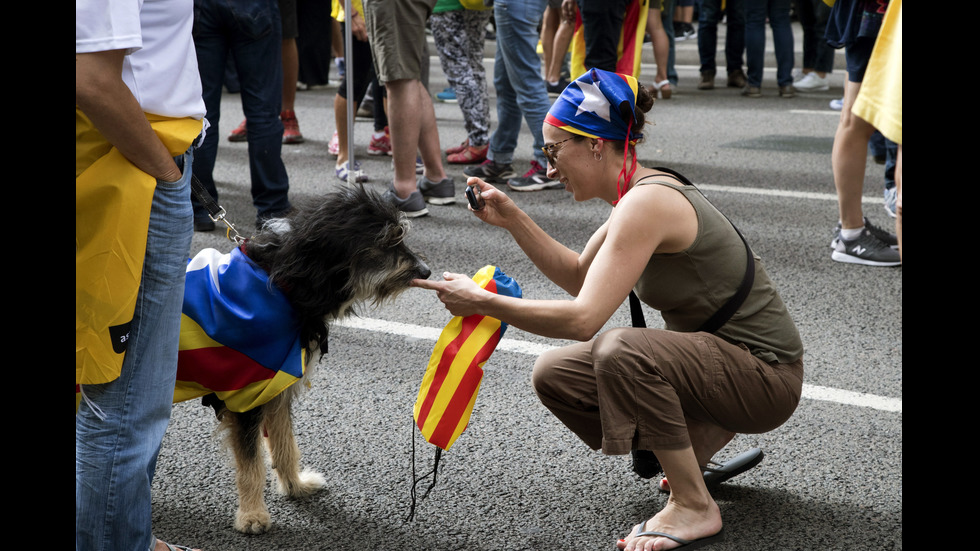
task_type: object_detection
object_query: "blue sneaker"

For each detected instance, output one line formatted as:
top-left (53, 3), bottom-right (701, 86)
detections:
top-left (884, 187), bottom-right (897, 218)
top-left (336, 160), bottom-right (368, 183)
top-left (436, 87), bottom-right (457, 103)
top-left (829, 97), bottom-right (844, 111)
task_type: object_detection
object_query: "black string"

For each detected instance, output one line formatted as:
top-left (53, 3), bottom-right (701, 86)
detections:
top-left (406, 418), bottom-right (442, 522)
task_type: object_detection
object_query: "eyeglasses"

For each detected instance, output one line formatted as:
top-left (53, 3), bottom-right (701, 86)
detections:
top-left (541, 137), bottom-right (575, 166)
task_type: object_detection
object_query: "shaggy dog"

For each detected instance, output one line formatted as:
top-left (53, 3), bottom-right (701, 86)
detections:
top-left (176, 185), bottom-right (431, 534)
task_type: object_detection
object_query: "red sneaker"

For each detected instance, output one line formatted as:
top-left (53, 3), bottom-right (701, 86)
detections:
top-left (228, 119), bottom-right (247, 142)
top-left (447, 143), bottom-right (489, 165)
top-left (445, 139), bottom-right (470, 156)
top-left (367, 126), bottom-right (392, 156)
top-left (280, 110), bottom-right (304, 144)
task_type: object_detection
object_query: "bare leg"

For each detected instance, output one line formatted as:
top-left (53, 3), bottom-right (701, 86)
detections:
top-left (333, 93), bottom-right (357, 166)
top-left (387, 78), bottom-right (445, 198)
top-left (647, 9), bottom-right (670, 86)
top-left (832, 80), bottom-right (877, 229)
top-left (658, 417), bottom-right (735, 492)
top-left (546, 19), bottom-right (575, 83)
top-left (281, 38), bottom-right (299, 112)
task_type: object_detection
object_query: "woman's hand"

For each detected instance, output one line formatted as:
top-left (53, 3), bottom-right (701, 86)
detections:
top-left (466, 177), bottom-right (522, 229)
top-left (411, 272), bottom-right (489, 318)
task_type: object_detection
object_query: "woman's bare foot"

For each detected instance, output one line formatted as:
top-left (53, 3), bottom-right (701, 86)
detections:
top-left (616, 495), bottom-right (723, 551)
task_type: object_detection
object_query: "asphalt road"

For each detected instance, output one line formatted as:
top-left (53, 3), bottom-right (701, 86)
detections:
top-left (150, 21), bottom-right (902, 551)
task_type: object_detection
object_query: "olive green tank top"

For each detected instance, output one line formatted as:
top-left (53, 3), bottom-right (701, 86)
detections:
top-left (631, 178), bottom-right (804, 364)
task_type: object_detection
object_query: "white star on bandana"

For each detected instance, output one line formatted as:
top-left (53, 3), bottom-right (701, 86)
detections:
top-left (574, 80), bottom-right (610, 121)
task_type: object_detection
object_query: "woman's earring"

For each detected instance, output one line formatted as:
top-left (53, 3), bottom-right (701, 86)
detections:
top-left (594, 152), bottom-right (602, 161)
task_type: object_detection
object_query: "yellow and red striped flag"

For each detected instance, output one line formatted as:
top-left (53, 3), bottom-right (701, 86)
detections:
top-left (413, 266), bottom-right (521, 451)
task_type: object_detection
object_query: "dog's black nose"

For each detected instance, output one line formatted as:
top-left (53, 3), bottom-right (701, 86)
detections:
top-left (418, 261), bottom-right (431, 280)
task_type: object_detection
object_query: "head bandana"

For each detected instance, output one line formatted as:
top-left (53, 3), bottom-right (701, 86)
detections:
top-left (545, 68), bottom-right (644, 202)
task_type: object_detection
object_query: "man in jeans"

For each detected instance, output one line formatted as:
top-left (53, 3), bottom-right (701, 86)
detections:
top-left (76, 0), bottom-right (205, 548)
top-left (191, 0), bottom-right (293, 230)
top-left (465, 0), bottom-right (562, 192)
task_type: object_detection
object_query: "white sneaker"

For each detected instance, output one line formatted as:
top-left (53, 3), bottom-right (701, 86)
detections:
top-left (794, 72), bottom-right (829, 92)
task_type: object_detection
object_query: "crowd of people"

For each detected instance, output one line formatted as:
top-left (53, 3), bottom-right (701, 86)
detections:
top-left (76, 0), bottom-right (901, 550)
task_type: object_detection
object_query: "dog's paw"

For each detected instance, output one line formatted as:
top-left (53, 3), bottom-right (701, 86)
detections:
top-left (235, 508), bottom-right (272, 534)
top-left (277, 468), bottom-right (326, 498)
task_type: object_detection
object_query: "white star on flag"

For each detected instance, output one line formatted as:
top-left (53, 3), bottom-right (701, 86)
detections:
top-left (574, 80), bottom-right (610, 121)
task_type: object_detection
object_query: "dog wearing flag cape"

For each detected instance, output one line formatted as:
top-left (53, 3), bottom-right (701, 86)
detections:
top-left (175, 185), bottom-right (430, 534)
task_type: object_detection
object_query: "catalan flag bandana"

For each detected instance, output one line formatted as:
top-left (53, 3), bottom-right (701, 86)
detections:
top-left (175, 247), bottom-right (306, 413)
top-left (545, 68), bottom-right (644, 202)
top-left (413, 266), bottom-right (522, 451)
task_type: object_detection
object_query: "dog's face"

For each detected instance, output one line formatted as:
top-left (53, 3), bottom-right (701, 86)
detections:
top-left (248, 185), bottom-right (431, 322)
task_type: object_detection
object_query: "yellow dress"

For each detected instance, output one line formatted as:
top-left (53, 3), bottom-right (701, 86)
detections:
top-left (852, 0), bottom-right (902, 144)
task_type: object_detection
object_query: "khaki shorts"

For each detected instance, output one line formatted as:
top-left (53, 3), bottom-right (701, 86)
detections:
top-left (364, 0), bottom-right (436, 83)
top-left (531, 327), bottom-right (804, 455)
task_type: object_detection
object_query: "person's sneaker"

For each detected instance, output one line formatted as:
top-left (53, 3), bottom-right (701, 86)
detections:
top-left (384, 187), bottom-right (429, 218)
top-left (506, 160), bottom-right (562, 191)
top-left (793, 72), bottom-right (829, 92)
top-left (280, 110), bottom-right (304, 144)
top-left (415, 155), bottom-right (424, 175)
top-left (228, 119), bottom-right (247, 142)
top-left (742, 85), bottom-right (762, 98)
top-left (436, 87), bottom-right (457, 103)
top-left (418, 175), bottom-right (456, 205)
top-left (831, 217), bottom-right (899, 249)
top-left (447, 143), bottom-right (489, 164)
top-left (829, 97), bottom-right (844, 111)
top-left (680, 22), bottom-right (697, 41)
top-left (336, 160), bottom-right (368, 183)
top-left (779, 85), bottom-right (796, 98)
top-left (446, 139), bottom-right (470, 156)
top-left (335, 57), bottom-right (346, 79)
top-left (464, 159), bottom-right (516, 185)
top-left (727, 69), bottom-right (747, 88)
top-left (328, 130), bottom-right (339, 156)
top-left (357, 99), bottom-right (374, 118)
top-left (831, 226), bottom-right (901, 266)
top-left (547, 78), bottom-right (571, 97)
top-left (698, 71), bottom-right (716, 90)
top-left (367, 127), bottom-right (392, 156)
top-left (884, 187), bottom-right (897, 218)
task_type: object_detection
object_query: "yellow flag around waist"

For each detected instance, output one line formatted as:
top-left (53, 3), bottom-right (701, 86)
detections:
top-left (76, 111), bottom-right (202, 394)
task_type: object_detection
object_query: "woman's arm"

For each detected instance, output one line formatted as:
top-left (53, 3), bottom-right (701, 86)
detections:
top-left (416, 183), bottom-right (695, 341)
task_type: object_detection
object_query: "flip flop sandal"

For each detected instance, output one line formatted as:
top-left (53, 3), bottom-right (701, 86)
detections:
top-left (658, 448), bottom-right (765, 493)
top-left (626, 521), bottom-right (725, 550)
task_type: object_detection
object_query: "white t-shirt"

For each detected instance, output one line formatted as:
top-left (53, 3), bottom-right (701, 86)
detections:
top-left (76, 0), bottom-right (206, 120)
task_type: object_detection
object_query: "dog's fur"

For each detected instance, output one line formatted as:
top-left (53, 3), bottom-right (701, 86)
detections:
top-left (198, 185), bottom-right (430, 534)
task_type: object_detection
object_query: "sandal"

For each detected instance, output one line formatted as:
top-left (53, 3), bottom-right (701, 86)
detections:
top-left (653, 79), bottom-right (672, 100)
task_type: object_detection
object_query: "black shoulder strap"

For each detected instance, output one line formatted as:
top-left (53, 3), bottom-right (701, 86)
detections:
top-left (628, 168), bottom-right (754, 334)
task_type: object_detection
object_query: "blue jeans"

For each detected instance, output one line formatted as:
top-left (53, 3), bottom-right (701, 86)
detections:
top-left (76, 150), bottom-right (195, 551)
top-left (489, 0), bottom-right (550, 166)
top-left (745, 0), bottom-right (794, 87)
top-left (661, 0), bottom-right (678, 85)
top-left (698, 0), bottom-right (745, 74)
top-left (192, 0), bottom-right (291, 222)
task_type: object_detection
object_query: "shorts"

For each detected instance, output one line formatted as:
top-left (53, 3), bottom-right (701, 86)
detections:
top-left (363, 0), bottom-right (436, 83)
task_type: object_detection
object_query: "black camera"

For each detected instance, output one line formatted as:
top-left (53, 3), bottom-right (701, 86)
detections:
top-left (465, 184), bottom-right (485, 211)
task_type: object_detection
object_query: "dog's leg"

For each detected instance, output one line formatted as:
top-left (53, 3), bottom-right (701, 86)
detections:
top-left (264, 393), bottom-right (325, 498)
top-left (226, 408), bottom-right (272, 534)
